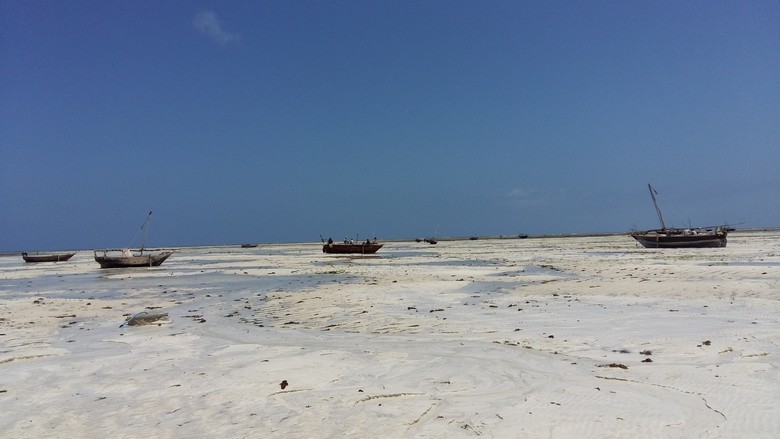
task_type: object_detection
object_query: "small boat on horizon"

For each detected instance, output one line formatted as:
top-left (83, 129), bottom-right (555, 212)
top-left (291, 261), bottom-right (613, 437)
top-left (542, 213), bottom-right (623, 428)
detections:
top-left (630, 184), bottom-right (730, 248)
top-left (241, 243), bottom-right (258, 248)
top-left (322, 237), bottom-right (383, 254)
top-left (22, 252), bottom-right (76, 263)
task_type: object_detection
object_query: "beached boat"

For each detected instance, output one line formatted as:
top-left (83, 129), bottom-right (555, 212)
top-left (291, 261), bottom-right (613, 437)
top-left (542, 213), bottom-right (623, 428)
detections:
top-left (631, 228), bottom-right (728, 248)
top-left (241, 244), bottom-right (258, 248)
top-left (22, 252), bottom-right (76, 263)
top-left (94, 249), bottom-right (174, 268)
top-left (322, 238), bottom-right (383, 254)
top-left (630, 184), bottom-right (730, 248)
top-left (94, 211), bottom-right (174, 268)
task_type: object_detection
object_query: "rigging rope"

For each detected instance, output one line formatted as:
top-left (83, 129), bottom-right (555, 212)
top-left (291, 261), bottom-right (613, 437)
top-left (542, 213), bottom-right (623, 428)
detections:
top-left (127, 211), bottom-right (153, 251)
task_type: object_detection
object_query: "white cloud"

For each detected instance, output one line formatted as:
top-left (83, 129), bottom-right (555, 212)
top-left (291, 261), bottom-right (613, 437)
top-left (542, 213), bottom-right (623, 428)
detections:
top-left (506, 187), bottom-right (547, 207)
top-left (194, 10), bottom-right (240, 45)
top-left (507, 188), bottom-right (528, 198)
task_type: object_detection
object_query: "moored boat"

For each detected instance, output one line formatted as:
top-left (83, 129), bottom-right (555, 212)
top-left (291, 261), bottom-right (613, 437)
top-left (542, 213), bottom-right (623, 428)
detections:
top-left (630, 228), bottom-right (728, 248)
top-left (94, 211), bottom-right (173, 268)
top-left (94, 249), bottom-right (174, 268)
top-left (22, 252), bottom-right (76, 263)
top-left (322, 237), bottom-right (383, 254)
top-left (630, 184), bottom-right (730, 248)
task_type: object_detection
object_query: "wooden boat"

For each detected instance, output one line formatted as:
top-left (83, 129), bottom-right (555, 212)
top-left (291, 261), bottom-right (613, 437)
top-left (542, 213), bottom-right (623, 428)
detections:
top-left (631, 228), bottom-right (727, 248)
top-left (94, 249), bottom-right (174, 268)
top-left (424, 238), bottom-right (437, 245)
top-left (241, 244), bottom-right (258, 248)
top-left (22, 252), bottom-right (76, 263)
top-left (94, 212), bottom-right (174, 268)
top-left (630, 184), bottom-right (730, 248)
top-left (322, 238), bottom-right (383, 254)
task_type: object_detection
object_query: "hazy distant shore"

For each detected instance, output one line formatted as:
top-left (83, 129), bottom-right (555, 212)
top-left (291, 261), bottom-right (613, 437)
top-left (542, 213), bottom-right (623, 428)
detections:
top-left (4, 227), bottom-right (780, 256)
top-left (1, 231), bottom-right (779, 437)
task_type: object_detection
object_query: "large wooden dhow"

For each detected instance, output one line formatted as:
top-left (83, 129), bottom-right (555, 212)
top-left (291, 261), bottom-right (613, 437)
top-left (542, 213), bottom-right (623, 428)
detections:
top-left (630, 184), bottom-right (731, 248)
top-left (94, 211), bottom-right (174, 268)
top-left (94, 248), bottom-right (174, 268)
top-left (630, 227), bottom-right (728, 248)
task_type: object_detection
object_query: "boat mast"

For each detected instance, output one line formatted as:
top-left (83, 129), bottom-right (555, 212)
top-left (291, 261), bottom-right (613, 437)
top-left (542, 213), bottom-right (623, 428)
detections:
top-left (647, 184), bottom-right (667, 230)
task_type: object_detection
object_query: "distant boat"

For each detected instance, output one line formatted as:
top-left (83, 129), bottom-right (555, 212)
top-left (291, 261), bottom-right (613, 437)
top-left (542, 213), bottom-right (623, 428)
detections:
top-left (517, 234), bottom-right (529, 239)
top-left (322, 237), bottom-right (383, 254)
top-left (630, 184), bottom-right (730, 248)
top-left (241, 244), bottom-right (258, 248)
top-left (22, 252), bottom-right (76, 263)
top-left (422, 225), bottom-right (439, 245)
top-left (94, 211), bottom-right (174, 268)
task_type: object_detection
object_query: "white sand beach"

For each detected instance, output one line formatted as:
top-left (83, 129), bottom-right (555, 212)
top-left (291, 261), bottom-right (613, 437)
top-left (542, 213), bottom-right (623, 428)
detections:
top-left (1, 231), bottom-right (779, 438)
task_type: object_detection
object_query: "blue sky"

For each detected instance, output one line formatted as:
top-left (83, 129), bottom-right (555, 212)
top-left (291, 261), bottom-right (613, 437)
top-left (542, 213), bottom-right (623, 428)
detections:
top-left (1, 1), bottom-right (778, 250)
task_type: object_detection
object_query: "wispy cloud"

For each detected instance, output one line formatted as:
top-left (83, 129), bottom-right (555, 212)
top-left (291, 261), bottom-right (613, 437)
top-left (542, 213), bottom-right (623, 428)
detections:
top-left (507, 188), bottom-right (536, 199)
top-left (506, 187), bottom-right (549, 207)
top-left (194, 10), bottom-right (240, 45)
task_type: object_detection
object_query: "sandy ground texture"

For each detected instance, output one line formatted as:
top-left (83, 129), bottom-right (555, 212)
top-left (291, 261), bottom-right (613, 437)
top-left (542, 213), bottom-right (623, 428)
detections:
top-left (1, 231), bottom-right (779, 438)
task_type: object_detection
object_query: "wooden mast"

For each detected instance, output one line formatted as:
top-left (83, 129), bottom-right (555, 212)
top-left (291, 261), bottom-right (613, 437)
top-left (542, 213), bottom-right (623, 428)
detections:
top-left (647, 184), bottom-right (667, 230)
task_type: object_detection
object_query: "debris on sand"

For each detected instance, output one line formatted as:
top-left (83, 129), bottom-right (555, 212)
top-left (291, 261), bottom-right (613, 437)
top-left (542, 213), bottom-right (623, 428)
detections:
top-left (121, 311), bottom-right (169, 327)
top-left (598, 363), bottom-right (629, 370)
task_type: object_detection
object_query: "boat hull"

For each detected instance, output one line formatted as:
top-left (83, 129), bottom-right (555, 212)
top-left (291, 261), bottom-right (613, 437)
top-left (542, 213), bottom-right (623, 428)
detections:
top-left (631, 231), bottom-right (727, 248)
top-left (22, 252), bottom-right (76, 263)
top-left (94, 251), bottom-right (174, 268)
top-left (322, 243), bottom-right (383, 254)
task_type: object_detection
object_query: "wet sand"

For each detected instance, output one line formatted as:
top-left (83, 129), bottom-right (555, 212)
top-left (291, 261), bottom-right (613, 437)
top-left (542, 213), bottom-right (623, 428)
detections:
top-left (1, 231), bottom-right (779, 437)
